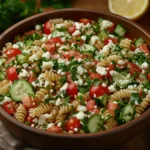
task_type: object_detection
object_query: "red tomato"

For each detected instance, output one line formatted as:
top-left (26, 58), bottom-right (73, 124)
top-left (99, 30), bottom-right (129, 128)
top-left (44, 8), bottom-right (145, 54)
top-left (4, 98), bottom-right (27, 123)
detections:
top-left (70, 36), bottom-right (84, 45)
top-left (148, 73), bottom-right (150, 82)
top-left (62, 50), bottom-right (83, 60)
top-left (67, 83), bottom-right (78, 99)
top-left (67, 73), bottom-right (73, 83)
top-left (68, 25), bottom-right (76, 34)
top-left (128, 62), bottom-right (142, 76)
top-left (80, 18), bottom-right (91, 25)
top-left (3, 102), bottom-right (15, 115)
top-left (25, 114), bottom-right (34, 125)
top-left (24, 30), bottom-right (36, 36)
top-left (89, 73), bottom-right (104, 80)
top-left (124, 34), bottom-right (133, 41)
top-left (86, 99), bottom-right (96, 111)
top-left (104, 38), bottom-right (118, 45)
top-left (47, 126), bottom-right (62, 133)
top-left (130, 44), bottom-right (136, 51)
top-left (106, 63), bottom-right (115, 78)
top-left (49, 37), bottom-right (63, 45)
top-left (107, 101), bottom-right (119, 116)
top-left (89, 84), bottom-right (110, 98)
top-left (50, 54), bottom-right (59, 60)
top-left (139, 44), bottom-right (150, 54)
top-left (43, 21), bottom-right (51, 35)
top-left (28, 72), bottom-right (37, 83)
top-left (22, 96), bottom-right (33, 110)
top-left (66, 117), bottom-right (81, 131)
top-left (4, 48), bottom-right (21, 58)
top-left (93, 108), bottom-right (100, 114)
top-left (106, 23), bottom-right (116, 32)
top-left (6, 67), bottom-right (18, 82)
top-left (44, 43), bottom-right (56, 54)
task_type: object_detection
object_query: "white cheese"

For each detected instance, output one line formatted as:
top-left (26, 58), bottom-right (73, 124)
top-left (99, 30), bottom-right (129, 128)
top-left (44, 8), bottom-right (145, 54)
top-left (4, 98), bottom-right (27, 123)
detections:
top-left (44, 81), bottom-right (49, 88)
top-left (22, 49), bottom-right (31, 54)
top-left (18, 69), bottom-right (29, 78)
top-left (141, 62), bottom-right (149, 70)
top-left (55, 98), bottom-right (63, 106)
top-left (100, 20), bottom-right (113, 30)
top-left (72, 30), bottom-right (81, 36)
top-left (55, 23), bottom-right (64, 29)
top-left (42, 52), bottom-right (50, 59)
top-left (31, 81), bottom-right (37, 88)
top-left (77, 105), bottom-right (87, 112)
top-left (0, 96), bottom-right (11, 105)
top-left (102, 83), bottom-right (107, 87)
top-left (108, 85), bottom-right (116, 92)
top-left (81, 35), bottom-right (86, 41)
top-left (13, 44), bottom-right (19, 49)
top-left (57, 122), bottom-right (62, 127)
top-left (96, 66), bottom-right (107, 76)
top-left (74, 128), bottom-right (78, 132)
top-left (77, 66), bottom-right (86, 75)
top-left (47, 123), bottom-right (55, 129)
top-left (109, 70), bottom-right (117, 76)
top-left (35, 24), bottom-right (41, 30)
top-left (78, 78), bottom-right (83, 85)
top-left (77, 58), bottom-right (83, 62)
top-left (118, 60), bottom-right (126, 65)
top-left (22, 63), bottom-right (28, 69)
top-left (29, 54), bottom-right (38, 62)
top-left (90, 35), bottom-right (99, 45)
top-left (74, 22), bottom-right (83, 30)
top-left (60, 83), bottom-right (69, 92)
top-left (134, 48), bottom-right (141, 54)
top-left (38, 114), bottom-right (52, 125)
top-left (42, 61), bottom-right (54, 70)
top-left (41, 36), bottom-right (48, 43)
top-left (76, 111), bottom-right (86, 120)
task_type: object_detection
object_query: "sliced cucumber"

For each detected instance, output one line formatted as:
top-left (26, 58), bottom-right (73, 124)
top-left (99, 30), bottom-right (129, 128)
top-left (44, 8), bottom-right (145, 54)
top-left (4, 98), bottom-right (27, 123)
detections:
top-left (10, 79), bottom-right (34, 101)
top-left (135, 38), bottom-right (144, 47)
top-left (0, 72), bottom-right (5, 81)
top-left (16, 54), bottom-right (28, 64)
top-left (88, 114), bottom-right (103, 133)
top-left (0, 57), bottom-right (6, 66)
top-left (114, 24), bottom-right (126, 37)
top-left (80, 44), bottom-right (96, 56)
top-left (95, 95), bottom-right (109, 106)
top-left (98, 30), bottom-right (108, 41)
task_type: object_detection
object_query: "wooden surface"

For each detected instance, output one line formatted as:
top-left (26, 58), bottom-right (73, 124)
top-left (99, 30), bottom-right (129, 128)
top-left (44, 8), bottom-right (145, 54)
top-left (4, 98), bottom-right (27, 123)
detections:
top-left (72, 0), bottom-right (150, 150)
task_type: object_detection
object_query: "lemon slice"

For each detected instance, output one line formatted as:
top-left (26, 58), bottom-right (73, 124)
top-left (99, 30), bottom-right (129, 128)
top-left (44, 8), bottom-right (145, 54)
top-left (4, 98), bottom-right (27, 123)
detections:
top-left (108, 0), bottom-right (149, 20)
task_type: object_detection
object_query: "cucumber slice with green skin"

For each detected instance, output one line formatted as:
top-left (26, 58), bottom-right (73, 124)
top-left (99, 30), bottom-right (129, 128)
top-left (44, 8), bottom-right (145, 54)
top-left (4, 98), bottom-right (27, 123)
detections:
top-left (80, 44), bottom-right (96, 56)
top-left (114, 24), bottom-right (126, 37)
top-left (135, 38), bottom-right (144, 47)
top-left (98, 30), bottom-right (108, 41)
top-left (88, 114), bottom-right (103, 133)
top-left (10, 79), bottom-right (34, 101)
top-left (16, 54), bottom-right (28, 64)
top-left (0, 72), bottom-right (5, 81)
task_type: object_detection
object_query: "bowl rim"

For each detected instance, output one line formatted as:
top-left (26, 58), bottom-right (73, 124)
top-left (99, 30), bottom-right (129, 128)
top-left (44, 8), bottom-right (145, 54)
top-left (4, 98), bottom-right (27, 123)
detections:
top-left (0, 8), bottom-right (150, 139)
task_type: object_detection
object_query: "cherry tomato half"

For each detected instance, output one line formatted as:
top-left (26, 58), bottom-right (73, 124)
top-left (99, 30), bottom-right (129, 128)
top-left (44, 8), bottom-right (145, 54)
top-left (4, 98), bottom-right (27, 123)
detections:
top-left (25, 114), bottom-right (34, 125)
top-left (43, 21), bottom-right (51, 35)
top-left (148, 73), bottom-right (150, 82)
top-left (106, 23), bottom-right (116, 32)
top-left (6, 66), bottom-right (18, 82)
top-left (68, 25), bottom-right (76, 34)
top-left (3, 102), bottom-right (15, 115)
top-left (4, 48), bottom-right (21, 59)
top-left (89, 73), bottom-right (104, 80)
top-left (67, 83), bottom-right (78, 99)
top-left (80, 18), bottom-right (91, 25)
top-left (139, 44), bottom-right (150, 54)
top-left (104, 38), bottom-right (118, 45)
top-left (47, 126), bottom-right (62, 133)
top-left (86, 99), bottom-right (96, 111)
top-left (128, 62), bottom-right (142, 76)
top-left (66, 117), bottom-right (81, 131)
top-left (22, 96), bottom-right (33, 110)
top-left (107, 101), bottom-right (119, 116)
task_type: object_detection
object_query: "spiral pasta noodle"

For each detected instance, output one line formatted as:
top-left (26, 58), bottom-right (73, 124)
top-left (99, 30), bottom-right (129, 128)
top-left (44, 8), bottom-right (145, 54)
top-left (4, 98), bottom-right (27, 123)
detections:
top-left (98, 55), bottom-right (122, 66)
top-left (59, 100), bottom-right (80, 115)
top-left (0, 80), bottom-right (11, 95)
top-left (64, 20), bottom-right (73, 27)
top-left (35, 88), bottom-right (49, 102)
top-left (75, 93), bottom-right (91, 102)
top-left (55, 114), bottom-right (66, 124)
top-left (29, 103), bottom-right (53, 117)
top-left (104, 119), bottom-right (118, 130)
top-left (120, 38), bottom-right (132, 49)
top-left (136, 93), bottom-right (150, 115)
top-left (110, 89), bottom-right (131, 101)
top-left (49, 18), bottom-right (64, 24)
top-left (47, 106), bottom-right (59, 123)
top-left (44, 71), bottom-right (61, 82)
top-left (100, 109), bottom-right (113, 121)
top-left (94, 41), bottom-right (103, 50)
top-left (33, 40), bottom-right (43, 47)
top-left (15, 104), bottom-right (27, 123)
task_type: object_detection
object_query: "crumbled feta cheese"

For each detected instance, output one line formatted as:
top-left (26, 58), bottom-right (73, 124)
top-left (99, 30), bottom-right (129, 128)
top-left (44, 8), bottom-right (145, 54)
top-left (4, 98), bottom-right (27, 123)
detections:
top-left (29, 54), bottom-right (38, 62)
top-left (90, 35), bottom-right (99, 45)
top-left (38, 114), bottom-right (52, 125)
top-left (76, 111), bottom-right (86, 120)
top-left (74, 128), bottom-right (78, 132)
top-left (61, 37), bottom-right (66, 42)
top-left (101, 20), bottom-right (113, 30)
top-left (144, 88), bottom-right (148, 93)
top-left (22, 63), bottom-right (28, 69)
top-left (77, 66), bottom-right (86, 75)
top-left (47, 123), bottom-right (55, 129)
top-left (57, 122), bottom-right (62, 127)
top-left (128, 85), bottom-right (135, 90)
top-left (32, 118), bottom-right (38, 123)
top-left (94, 94), bottom-right (97, 98)
top-left (60, 83), bottom-right (69, 92)
top-left (0, 96), bottom-right (11, 105)
top-left (42, 52), bottom-right (50, 59)
top-left (35, 24), bottom-right (41, 30)
top-left (44, 81), bottom-right (49, 88)
top-left (83, 23), bottom-right (91, 29)
top-left (58, 58), bottom-right (65, 64)
top-left (113, 101), bottom-right (118, 104)
top-left (50, 89), bottom-right (53, 93)
top-left (118, 60), bottom-right (126, 65)
top-left (78, 58), bottom-right (83, 62)
top-left (55, 98), bottom-right (63, 106)
top-left (102, 83), bottom-right (107, 87)
top-left (41, 36), bottom-right (48, 42)
top-left (55, 23), bottom-right (64, 29)
top-left (81, 35), bottom-right (86, 41)
top-left (96, 66), bottom-right (107, 76)
top-left (108, 85), bottom-right (116, 92)
top-left (55, 31), bottom-right (65, 37)
top-left (42, 61), bottom-right (54, 70)
top-left (31, 81), bottom-right (37, 88)
top-left (18, 69), bottom-right (29, 78)
top-left (134, 48), bottom-right (141, 54)
top-left (78, 78), bottom-right (83, 85)
top-left (72, 30), bottom-right (81, 36)
top-left (74, 22), bottom-right (83, 30)
top-left (141, 62), bottom-right (149, 70)
top-left (13, 44), bottom-right (19, 49)
top-left (77, 105), bottom-right (87, 112)
top-left (94, 105), bottom-right (97, 108)
top-left (22, 49), bottom-right (30, 54)
top-left (56, 43), bottom-right (60, 47)
top-left (109, 70), bottom-right (117, 76)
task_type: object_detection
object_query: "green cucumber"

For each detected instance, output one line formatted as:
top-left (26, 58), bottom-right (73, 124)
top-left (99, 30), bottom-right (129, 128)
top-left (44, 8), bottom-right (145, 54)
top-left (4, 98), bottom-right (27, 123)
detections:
top-left (98, 30), bottom-right (108, 41)
top-left (0, 57), bottom-right (6, 66)
top-left (88, 114), bottom-right (103, 133)
top-left (95, 95), bottom-right (109, 106)
top-left (80, 44), bottom-right (96, 56)
top-left (16, 54), bottom-right (28, 64)
top-left (135, 38), bottom-right (144, 47)
top-left (114, 24), bottom-right (126, 37)
top-left (0, 72), bottom-right (5, 81)
top-left (10, 79), bottom-right (34, 101)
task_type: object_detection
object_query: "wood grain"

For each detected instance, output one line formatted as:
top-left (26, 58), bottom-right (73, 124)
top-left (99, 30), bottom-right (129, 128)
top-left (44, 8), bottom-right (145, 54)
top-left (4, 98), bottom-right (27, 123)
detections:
top-left (73, 0), bottom-right (150, 150)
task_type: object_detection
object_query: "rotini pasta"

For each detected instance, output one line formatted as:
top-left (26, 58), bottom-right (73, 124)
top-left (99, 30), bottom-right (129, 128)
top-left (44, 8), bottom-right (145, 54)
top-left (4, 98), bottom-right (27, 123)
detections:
top-left (120, 38), bottom-right (132, 49)
top-left (44, 71), bottom-right (61, 82)
top-left (35, 88), bottom-right (49, 102)
top-left (0, 80), bottom-right (11, 95)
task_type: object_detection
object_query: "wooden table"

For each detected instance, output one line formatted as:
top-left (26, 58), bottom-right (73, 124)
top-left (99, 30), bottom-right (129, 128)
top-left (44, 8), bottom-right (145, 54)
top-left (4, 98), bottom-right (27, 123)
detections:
top-left (72, 0), bottom-right (150, 150)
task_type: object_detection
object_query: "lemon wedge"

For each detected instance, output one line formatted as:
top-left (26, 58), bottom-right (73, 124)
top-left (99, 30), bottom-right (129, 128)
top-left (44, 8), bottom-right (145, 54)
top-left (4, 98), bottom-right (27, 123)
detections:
top-left (108, 0), bottom-right (149, 20)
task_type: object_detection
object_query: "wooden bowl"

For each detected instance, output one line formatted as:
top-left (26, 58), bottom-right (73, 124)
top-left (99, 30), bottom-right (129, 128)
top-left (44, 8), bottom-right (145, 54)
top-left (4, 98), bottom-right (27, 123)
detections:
top-left (0, 8), bottom-right (150, 150)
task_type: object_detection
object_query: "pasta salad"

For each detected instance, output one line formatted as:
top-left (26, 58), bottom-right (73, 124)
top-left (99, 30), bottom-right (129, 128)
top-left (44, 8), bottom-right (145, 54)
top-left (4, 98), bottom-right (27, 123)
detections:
top-left (0, 17), bottom-right (150, 134)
